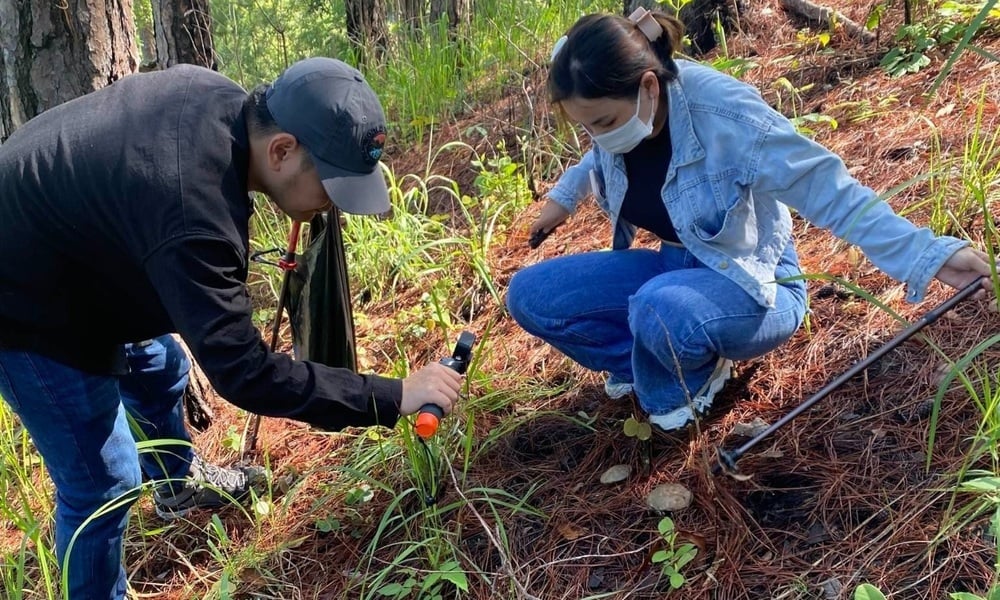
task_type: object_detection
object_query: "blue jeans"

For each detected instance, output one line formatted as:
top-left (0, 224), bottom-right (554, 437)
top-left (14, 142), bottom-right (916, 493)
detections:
top-left (0, 335), bottom-right (194, 600)
top-left (506, 243), bottom-right (808, 414)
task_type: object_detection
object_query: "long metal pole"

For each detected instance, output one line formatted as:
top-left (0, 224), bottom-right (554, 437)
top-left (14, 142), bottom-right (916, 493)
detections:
top-left (241, 220), bottom-right (302, 458)
top-left (714, 276), bottom-right (986, 475)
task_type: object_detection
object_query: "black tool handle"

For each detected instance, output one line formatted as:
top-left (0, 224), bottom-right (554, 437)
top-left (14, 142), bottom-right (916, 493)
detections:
top-left (415, 332), bottom-right (476, 439)
top-left (713, 276), bottom-right (987, 475)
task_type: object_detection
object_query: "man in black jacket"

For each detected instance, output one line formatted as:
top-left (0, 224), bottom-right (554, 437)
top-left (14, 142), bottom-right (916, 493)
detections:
top-left (0, 57), bottom-right (463, 598)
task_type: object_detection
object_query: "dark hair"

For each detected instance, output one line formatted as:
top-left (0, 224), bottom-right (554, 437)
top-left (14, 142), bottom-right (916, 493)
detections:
top-left (547, 12), bottom-right (684, 105)
top-left (244, 84), bottom-right (282, 136)
top-left (244, 83), bottom-right (314, 171)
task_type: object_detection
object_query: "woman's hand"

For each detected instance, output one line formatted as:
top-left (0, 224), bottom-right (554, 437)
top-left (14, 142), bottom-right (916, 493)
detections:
top-left (529, 199), bottom-right (572, 244)
top-left (399, 362), bottom-right (463, 417)
top-left (934, 247), bottom-right (995, 298)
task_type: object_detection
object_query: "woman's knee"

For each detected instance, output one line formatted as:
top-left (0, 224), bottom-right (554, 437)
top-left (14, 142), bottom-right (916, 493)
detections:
top-left (506, 268), bottom-right (545, 328)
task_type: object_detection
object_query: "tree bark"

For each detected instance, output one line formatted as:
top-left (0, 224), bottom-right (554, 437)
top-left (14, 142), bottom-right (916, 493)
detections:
top-left (150, 0), bottom-right (215, 70)
top-left (0, 0), bottom-right (138, 142)
top-left (780, 0), bottom-right (877, 44)
top-left (398, 0), bottom-right (424, 30)
top-left (346, 0), bottom-right (389, 65)
top-left (429, 0), bottom-right (469, 30)
top-left (173, 336), bottom-right (215, 431)
top-left (624, 0), bottom-right (742, 56)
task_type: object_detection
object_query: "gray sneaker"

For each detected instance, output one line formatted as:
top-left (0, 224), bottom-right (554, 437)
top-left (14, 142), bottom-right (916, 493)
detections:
top-left (153, 453), bottom-right (267, 520)
top-left (649, 358), bottom-right (733, 432)
top-left (604, 375), bottom-right (634, 400)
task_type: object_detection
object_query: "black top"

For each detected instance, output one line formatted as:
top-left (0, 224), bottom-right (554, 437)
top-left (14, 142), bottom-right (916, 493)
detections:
top-left (621, 124), bottom-right (679, 243)
top-left (0, 65), bottom-right (401, 431)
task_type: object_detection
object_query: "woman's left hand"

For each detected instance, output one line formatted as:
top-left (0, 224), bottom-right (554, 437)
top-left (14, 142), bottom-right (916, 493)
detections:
top-left (934, 247), bottom-right (995, 298)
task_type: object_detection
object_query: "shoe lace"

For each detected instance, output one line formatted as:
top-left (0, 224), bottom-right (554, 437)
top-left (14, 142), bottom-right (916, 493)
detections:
top-left (191, 454), bottom-right (246, 490)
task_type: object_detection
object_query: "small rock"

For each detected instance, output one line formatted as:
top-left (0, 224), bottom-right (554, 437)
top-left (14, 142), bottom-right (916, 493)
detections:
top-left (587, 569), bottom-right (605, 590)
top-left (732, 417), bottom-right (770, 437)
top-left (806, 522), bottom-right (828, 546)
top-left (647, 483), bottom-right (693, 512)
top-left (600, 464), bottom-right (631, 484)
top-left (822, 577), bottom-right (843, 599)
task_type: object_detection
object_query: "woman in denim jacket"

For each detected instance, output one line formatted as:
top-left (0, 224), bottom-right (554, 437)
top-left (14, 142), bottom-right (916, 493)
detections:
top-left (505, 9), bottom-right (993, 432)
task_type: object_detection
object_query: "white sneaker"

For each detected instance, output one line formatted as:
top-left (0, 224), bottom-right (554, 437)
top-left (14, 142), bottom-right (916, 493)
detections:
top-left (604, 375), bottom-right (634, 400)
top-left (649, 358), bottom-right (733, 432)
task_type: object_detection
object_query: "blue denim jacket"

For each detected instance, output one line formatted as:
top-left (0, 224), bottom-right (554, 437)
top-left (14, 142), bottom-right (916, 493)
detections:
top-left (547, 59), bottom-right (967, 307)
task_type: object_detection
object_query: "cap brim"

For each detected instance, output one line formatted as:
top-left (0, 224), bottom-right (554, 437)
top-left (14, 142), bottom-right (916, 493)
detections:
top-left (317, 160), bottom-right (390, 215)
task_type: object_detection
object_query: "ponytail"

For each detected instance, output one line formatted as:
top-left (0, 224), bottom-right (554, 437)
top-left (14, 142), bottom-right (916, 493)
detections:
top-left (547, 11), bottom-right (683, 104)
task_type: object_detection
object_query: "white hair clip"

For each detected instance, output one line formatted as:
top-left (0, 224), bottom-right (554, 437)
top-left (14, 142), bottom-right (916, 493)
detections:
top-left (550, 35), bottom-right (568, 62)
top-left (628, 7), bottom-right (663, 42)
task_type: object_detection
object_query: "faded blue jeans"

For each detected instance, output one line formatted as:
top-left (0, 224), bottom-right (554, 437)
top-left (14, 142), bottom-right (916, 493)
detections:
top-left (0, 335), bottom-right (193, 600)
top-left (506, 243), bottom-right (808, 415)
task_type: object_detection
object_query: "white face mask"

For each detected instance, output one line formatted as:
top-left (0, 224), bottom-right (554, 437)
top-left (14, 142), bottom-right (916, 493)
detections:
top-left (590, 87), bottom-right (656, 154)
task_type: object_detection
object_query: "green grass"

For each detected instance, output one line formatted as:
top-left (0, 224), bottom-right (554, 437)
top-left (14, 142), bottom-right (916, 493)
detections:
top-left (0, 403), bottom-right (58, 599)
top-left (4, 1), bottom-right (1000, 597)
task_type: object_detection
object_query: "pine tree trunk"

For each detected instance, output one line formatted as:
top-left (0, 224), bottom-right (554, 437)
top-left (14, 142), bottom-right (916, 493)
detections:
top-left (429, 0), bottom-right (470, 29)
top-left (623, 0), bottom-right (742, 56)
top-left (150, 0), bottom-right (215, 69)
top-left (398, 0), bottom-right (424, 29)
top-left (0, 0), bottom-right (138, 142)
top-left (345, 0), bottom-right (389, 66)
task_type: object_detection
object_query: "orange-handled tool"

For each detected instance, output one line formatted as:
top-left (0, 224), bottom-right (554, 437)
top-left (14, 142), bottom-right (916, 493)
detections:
top-left (414, 331), bottom-right (476, 439)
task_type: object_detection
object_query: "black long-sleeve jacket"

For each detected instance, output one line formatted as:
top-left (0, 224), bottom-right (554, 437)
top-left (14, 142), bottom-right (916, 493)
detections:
top-left (0, 64), bottom-right (401, 430)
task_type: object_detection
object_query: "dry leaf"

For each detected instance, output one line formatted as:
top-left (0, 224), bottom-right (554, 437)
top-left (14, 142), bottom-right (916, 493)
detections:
top-left (557, 522), bottom-right (586, 541)
top-left (936, 103), bottom-right (955, 117)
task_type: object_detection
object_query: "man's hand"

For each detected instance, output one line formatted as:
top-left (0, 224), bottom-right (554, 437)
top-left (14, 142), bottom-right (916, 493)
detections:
top-left (935, 247), bottom-right (995, 299)
top-left (400, 362), bottom-right (463, 417)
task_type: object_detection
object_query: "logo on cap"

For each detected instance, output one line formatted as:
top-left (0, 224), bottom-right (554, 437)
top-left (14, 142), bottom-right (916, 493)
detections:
top-left (363, 127), bottom-right (386, 165)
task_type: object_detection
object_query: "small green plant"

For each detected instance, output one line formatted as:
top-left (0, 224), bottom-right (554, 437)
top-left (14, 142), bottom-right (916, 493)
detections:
top-left (865, 1), bottom-right (889, 33)
top-left (796, 27), bottom-right (832, 50)
top-left (374, 561), bottom-right (469, 599)
top-left (706, 12), bottom-right (759, 79)
top-left (827, 95), bottom-right (899, 124)
top-left (930, 0), bottom-right (1000, 95)
top-left (623, 416), bottom-right (652, 441)
top-left (651, 516), bottom-right (698, 589)
top-left (663, 0), bottom-right (694, 11)
top-left (881, 22), bottom-right (938, 76)
top-left (769, 77), bottom-right (839, 138)
top-left (315, 515), bottom-right (341, 533)
top-left (345, 482), bottom-right (376, 506)
top-left (790, 112), bottom-right (839, 138)
top-left (951, 590), bottom-right (1000, 600)
top-left (854, 583), bottom-right (888, 599)
top-left (221, 425), bottom-right (243, 453)
top-left (881, 0), bottom-right (999, 79)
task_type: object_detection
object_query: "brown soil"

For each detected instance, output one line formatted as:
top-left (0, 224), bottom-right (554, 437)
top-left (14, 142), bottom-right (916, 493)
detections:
top-left (5, 1), bottom-right (1000, 599)
top-left (146, 1), bottom-right (1000, 598)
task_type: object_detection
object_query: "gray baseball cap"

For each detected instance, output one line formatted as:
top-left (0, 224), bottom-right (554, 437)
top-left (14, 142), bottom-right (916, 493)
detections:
top-left (266, 57), bottom-right (390, 215)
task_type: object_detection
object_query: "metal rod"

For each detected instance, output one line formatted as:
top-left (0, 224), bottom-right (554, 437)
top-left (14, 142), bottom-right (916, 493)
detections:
top-left (241, 221), bottom-right (302, 458)
top-left (713, 276), bottom-right (986, 475)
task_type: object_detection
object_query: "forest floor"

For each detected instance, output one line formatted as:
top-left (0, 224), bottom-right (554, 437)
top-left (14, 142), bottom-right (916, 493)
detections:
top-left (5, 0), bottom-right (1000, 598)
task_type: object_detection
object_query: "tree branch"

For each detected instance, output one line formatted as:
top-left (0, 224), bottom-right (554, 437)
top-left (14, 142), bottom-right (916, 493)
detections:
top-left (780, 0), bottom-right (877, 44)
